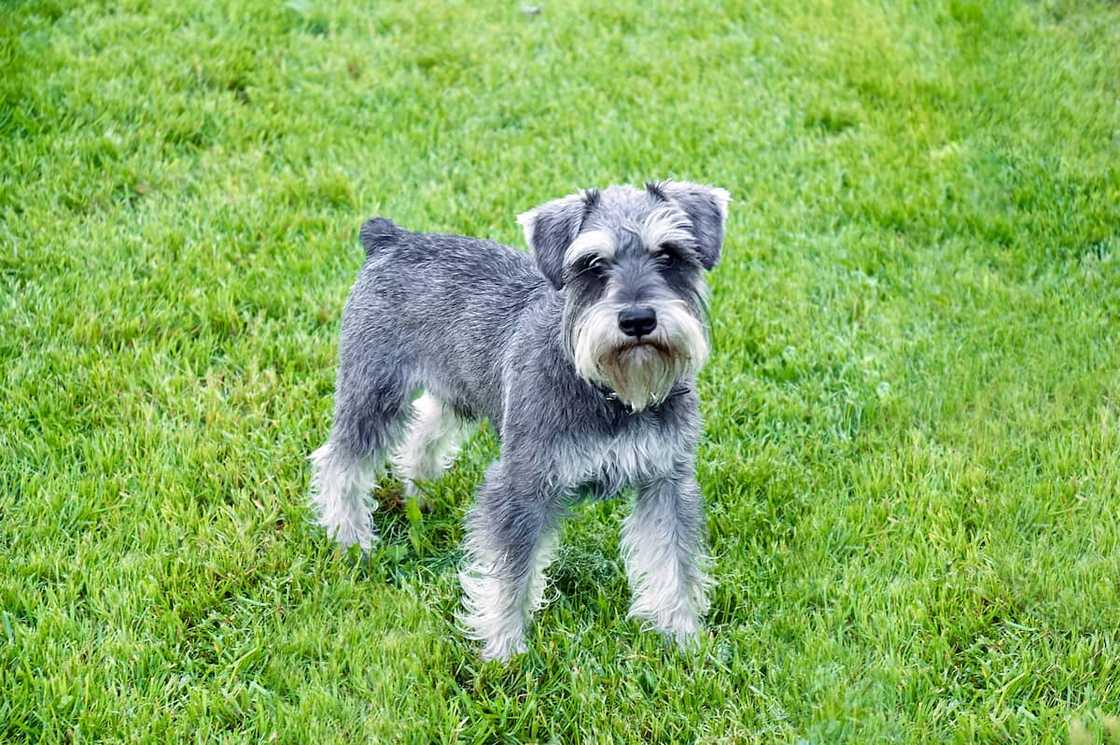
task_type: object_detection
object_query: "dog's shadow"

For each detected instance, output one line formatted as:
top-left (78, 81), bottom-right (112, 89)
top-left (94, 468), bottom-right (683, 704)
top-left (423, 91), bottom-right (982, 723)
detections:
top-left (353, 426), bottom-right (498, 584)
top-left (362, 467), bottom-right (633, 628)
top-left (354, 478), bottom-right (466, 583)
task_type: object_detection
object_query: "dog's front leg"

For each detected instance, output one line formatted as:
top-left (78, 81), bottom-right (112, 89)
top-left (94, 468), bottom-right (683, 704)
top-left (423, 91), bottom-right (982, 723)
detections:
top-left (622, 466), bottom-right (710, 648)
top-left (458, 463), bottom-right (562, 661)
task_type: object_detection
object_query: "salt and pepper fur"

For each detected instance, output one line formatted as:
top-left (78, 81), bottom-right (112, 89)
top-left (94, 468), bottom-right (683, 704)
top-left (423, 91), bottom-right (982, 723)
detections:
top-left (309, 181), bottom-right (729, 659)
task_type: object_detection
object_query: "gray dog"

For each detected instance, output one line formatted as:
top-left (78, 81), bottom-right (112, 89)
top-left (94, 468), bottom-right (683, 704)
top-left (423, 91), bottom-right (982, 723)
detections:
top-left (310, 181), bottom-right (729, 660)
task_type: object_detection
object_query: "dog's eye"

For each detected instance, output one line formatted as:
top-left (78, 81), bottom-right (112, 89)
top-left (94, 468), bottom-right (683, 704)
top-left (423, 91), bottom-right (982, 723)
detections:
top-left (656, 246), bottom-right (682, 269)
top-left (572, 255), bottom-right (607, 279)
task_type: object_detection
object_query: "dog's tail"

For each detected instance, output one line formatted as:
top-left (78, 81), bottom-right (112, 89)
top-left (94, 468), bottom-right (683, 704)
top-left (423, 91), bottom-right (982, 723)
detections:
top-left (359, 217), bottom-right (403, 257)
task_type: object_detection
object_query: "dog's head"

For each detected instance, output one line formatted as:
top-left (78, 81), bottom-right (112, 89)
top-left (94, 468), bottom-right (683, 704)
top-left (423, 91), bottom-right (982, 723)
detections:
top-left (518, 181), bottom-right (729, 411)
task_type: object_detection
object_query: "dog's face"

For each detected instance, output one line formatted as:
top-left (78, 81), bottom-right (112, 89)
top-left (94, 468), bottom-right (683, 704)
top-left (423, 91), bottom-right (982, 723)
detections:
top-left (518, 181), bottom-right (729, 411)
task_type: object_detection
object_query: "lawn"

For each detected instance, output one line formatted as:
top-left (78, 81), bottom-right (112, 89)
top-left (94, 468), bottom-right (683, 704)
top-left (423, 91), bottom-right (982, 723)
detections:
top-left (2, 0), bottom-right (1120, 741)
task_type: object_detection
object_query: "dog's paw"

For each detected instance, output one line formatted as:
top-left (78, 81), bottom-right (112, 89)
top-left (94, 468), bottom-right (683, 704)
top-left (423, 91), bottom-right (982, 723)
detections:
top-left (401, 480), bottom-right (434, 513)
top-left (633, 607), bottom-right (704, 651)
top-left (668, 624), bottom-right (705, 653)
top-left (322, 516), bottom-right (378, 553)
top-left (479, 634), bottom-right (527, 662)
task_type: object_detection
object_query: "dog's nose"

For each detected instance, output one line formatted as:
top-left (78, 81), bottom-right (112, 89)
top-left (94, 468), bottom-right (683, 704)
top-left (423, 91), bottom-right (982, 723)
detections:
top-left (618, 306), bottom-right (657, 337)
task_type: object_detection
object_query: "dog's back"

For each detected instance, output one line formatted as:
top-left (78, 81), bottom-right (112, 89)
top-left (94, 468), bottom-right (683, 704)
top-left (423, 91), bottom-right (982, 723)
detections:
top-left (342, 218), bottom-right (550, 423)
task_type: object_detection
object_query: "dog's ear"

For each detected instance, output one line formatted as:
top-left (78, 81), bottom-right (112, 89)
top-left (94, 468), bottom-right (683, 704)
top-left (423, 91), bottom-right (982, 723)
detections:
top-left (656, 181), bottom-right (731, 270)
top-left (517, 190), bottom-right (596, 289)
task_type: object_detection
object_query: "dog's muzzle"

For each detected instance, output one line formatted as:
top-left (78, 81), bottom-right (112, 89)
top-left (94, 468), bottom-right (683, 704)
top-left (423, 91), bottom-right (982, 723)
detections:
top-left (572, 300), bottom-right (708, 411)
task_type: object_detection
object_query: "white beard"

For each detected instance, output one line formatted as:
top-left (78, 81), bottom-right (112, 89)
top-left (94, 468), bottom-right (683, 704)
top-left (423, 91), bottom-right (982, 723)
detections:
top-left (571, 299), bottom-right (708, 411)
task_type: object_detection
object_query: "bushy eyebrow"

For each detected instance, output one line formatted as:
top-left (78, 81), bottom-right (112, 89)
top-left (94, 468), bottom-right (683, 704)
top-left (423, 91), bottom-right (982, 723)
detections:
top-left (564, 229), bottom-right (617, 265)
top-left (640, 205), bottom-right (694, 252)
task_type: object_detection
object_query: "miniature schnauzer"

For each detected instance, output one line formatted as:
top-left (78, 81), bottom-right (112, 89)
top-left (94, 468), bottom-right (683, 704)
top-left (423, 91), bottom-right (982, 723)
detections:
top-left (310, 181), bottom-right (729, 660)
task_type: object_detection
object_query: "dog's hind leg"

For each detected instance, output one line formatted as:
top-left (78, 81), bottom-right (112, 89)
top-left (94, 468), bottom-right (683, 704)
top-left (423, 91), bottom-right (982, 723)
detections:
top-left (392, 392), bottom-right (474, 507)
top-left (310, 358), bottom-right (410, 551)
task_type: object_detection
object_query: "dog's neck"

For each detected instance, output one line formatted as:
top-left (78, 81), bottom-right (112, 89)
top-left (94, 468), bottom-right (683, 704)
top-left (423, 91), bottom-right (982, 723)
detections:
top-left (588, 377), bottom-right (691, 415)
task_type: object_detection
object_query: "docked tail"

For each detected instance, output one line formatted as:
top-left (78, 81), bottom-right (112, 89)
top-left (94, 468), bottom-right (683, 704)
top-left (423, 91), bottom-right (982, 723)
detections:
top-left (359, 217), bottom-right (403, 257)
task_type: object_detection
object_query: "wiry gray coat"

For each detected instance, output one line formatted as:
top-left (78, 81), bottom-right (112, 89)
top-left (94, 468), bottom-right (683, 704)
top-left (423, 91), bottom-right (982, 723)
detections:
top-left (310, 181), bottom-right (729, 659)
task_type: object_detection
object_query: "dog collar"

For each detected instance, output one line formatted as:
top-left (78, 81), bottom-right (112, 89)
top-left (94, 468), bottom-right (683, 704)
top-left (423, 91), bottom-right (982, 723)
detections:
top-left (591, 380), bottom-right (619, 400)
top-left (589, 380), bottom-right (690, 412)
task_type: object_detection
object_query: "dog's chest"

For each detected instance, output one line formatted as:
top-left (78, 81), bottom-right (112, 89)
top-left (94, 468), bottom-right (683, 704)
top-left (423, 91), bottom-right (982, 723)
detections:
top-left (557, 420), bottom-right (682, 499)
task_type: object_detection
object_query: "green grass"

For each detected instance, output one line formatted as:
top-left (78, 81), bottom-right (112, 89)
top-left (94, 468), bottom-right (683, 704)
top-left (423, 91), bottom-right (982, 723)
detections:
top-left (2, 0), bottom-right (1119, 741)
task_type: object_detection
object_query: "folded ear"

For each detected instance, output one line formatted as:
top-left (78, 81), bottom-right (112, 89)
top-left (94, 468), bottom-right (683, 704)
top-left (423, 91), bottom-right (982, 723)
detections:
top-left (517, 189), bottom-right (596, 289)
top-left (657, 181), bottom-right (731, 270)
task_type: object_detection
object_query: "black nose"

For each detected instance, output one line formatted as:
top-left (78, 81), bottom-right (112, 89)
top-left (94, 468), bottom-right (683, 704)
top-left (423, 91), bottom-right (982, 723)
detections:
top-left (618, 306), bottom-right (657, 337)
